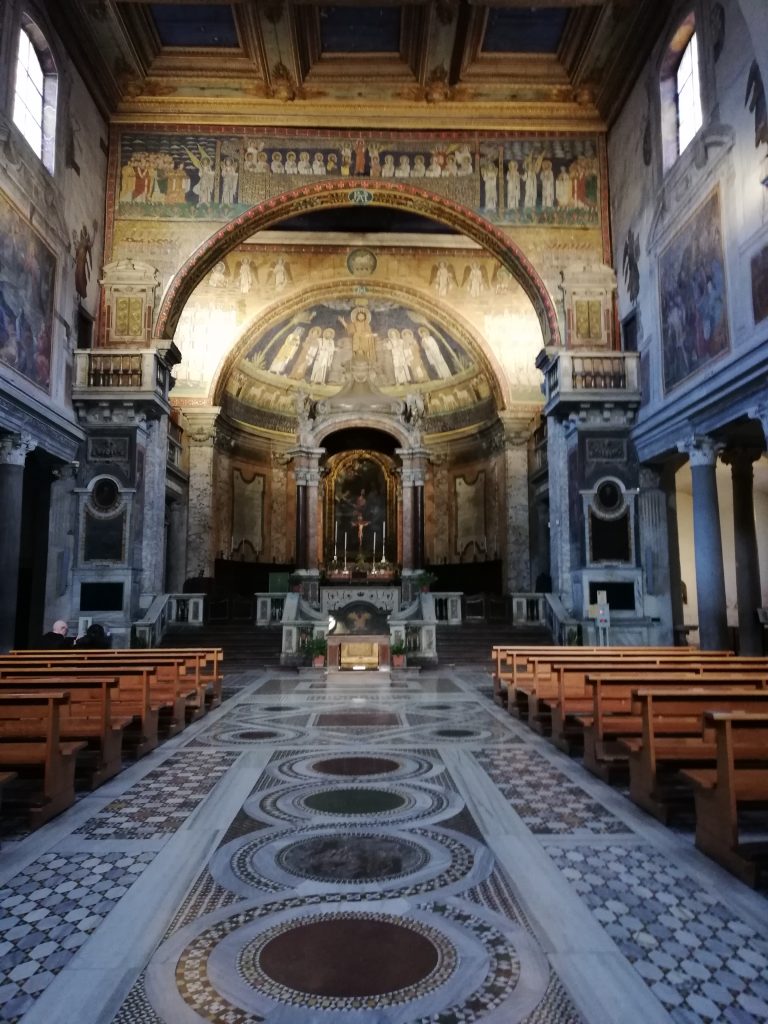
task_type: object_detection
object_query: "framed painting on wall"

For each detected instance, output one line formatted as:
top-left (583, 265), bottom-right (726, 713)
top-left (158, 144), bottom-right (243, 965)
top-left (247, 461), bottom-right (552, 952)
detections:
top-left (659, 188), bottom-right (730, 392)
top-left (0, 188), bottom-right (56, 391)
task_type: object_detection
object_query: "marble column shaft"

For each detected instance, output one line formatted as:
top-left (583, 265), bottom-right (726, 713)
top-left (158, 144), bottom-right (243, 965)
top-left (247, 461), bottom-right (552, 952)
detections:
top-left (683, 439), bottom-right (729, 650)
top-left (0, 434), bottom-right (36, 650)
top-left (503, 437), bottom-right (531, 593)
top-left (723, 449), bottom-right (763, 655)
top-left (660, 463), bottom-right (685, 639)
top-left (185, 410), bottom-right (220, 580)
top-left (414, 483), bottom-right (425, 570)
top-left (295, 482), bottom-right (307, 568)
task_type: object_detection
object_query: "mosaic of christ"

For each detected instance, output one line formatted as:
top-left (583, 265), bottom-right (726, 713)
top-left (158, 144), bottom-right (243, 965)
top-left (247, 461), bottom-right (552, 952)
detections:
top-left (241, 299), bottom-right (473, 390)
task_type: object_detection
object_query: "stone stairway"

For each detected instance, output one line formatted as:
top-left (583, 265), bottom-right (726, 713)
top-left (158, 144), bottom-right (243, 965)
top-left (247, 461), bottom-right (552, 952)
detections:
top-left (436, 621), bottom-right (552, 666)
top-left (162, 623), bottom-right (284, 669)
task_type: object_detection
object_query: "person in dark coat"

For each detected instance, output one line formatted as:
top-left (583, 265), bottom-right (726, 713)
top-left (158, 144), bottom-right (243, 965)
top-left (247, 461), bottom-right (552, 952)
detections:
top-left (39, 620), bottom-right (75, 649)
top-left (74, 623), bottom-right (112, 649)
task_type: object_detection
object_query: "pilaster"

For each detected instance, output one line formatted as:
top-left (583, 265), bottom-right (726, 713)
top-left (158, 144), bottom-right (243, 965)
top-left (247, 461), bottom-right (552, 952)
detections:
top-left (185, 408), bottom-right (221, 580)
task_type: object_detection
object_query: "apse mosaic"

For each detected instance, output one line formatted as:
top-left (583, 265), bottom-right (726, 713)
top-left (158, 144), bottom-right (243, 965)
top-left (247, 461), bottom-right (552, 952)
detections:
top-left (113, 127), bottom-right (603, 228)
top-left (241, 299), bottom-right (472, 387)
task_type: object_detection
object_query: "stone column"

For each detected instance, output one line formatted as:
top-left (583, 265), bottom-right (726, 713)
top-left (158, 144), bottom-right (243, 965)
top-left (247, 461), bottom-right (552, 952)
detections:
top-left (165, 499), bottom-right (188, 592)
top-left (0, 433), bottom-right (36, 650)
top-left (185, 408), bottom-right (220, 580)
top-left (722, 448), bottom-right (764, 655)
top-left (545, 416), bottom-right (571, 599)
top-left (680, 437), bottom-right (728, 650)
top-left (501, 416), bottom-right (532, 593)
top-left (294, 471), bottom-right (308, 568)
top-left (398, 448), bottom-right (428, 572)
top-left (45, 463), bottom-right (79, 622)
top-left (290, 448), bottom-right (324, 571)
top-left (660, 461), bottom-right (686, 641)
top-left (637, 466), bottom-right (674, 644)
top-left (137, 415), bottom-right (170, 597)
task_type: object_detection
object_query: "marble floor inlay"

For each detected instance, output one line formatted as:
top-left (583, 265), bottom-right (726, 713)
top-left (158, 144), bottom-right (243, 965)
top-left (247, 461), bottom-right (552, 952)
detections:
top-left (0, 666), bottom-right (765, 1024)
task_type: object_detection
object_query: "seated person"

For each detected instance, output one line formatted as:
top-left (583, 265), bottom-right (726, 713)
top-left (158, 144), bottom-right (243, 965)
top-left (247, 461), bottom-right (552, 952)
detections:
top-left (74, 622), bottom-right (112, 649)
top-left (39, 620), bottom-right (75, 649)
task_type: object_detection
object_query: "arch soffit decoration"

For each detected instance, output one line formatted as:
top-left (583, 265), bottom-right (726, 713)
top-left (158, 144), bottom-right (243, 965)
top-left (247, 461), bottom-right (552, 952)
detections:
top-left (209, 277), bottom-right (508, 414)
top-left (155, 179), bottom-right (561, 348)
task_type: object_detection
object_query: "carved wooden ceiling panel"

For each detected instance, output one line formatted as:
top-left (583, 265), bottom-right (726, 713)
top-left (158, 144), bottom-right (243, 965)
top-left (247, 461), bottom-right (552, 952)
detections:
top-left (54, 0), bottom-right (667, 129)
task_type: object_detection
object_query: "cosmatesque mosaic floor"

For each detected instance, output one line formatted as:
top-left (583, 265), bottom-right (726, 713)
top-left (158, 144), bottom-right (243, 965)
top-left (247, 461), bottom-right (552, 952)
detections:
top-left (0, 667), bottom-right (767, 1024)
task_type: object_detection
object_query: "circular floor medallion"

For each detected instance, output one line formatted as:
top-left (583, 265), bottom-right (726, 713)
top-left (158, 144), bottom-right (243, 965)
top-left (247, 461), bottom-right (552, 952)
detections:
top-left (311, 755), bottom-right (400, 777)
top-left (435, 728), bottom-right (476, 738)
top-left (304, 787), bottom-right (405, 815)
top-left (245, 913), bottom-right (446, 1001)
top-left (277, 833), bottom-right (427, 883)
top-left (237, 730), bottom-right (279, 741)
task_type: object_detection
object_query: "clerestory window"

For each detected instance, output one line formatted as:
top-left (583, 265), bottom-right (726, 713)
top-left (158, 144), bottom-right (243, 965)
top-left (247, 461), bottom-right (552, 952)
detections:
top-left (12, 17), bottom-right (58, 173)
top-left (660, 14), bottom-right (702, 171)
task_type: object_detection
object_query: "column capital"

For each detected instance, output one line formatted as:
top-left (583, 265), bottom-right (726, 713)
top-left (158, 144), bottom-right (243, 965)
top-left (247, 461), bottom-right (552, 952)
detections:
top-left (0, 432), bottom-right (37, 466)
top-left (678, 435), bottom-right (723, 467)
top-left (748, 402), bottom-right (768, 441)
top-left (638, 466), bottom-right (661, 490)
top-left (184, 407), bottom-right (221, 445)
top-left (720, 446), bottom-right (764, 474)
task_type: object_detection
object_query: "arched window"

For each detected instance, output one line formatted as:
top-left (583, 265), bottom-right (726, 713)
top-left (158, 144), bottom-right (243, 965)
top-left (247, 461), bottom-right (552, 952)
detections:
top-left (660, 13), bottom-right (702, 171)
top-left (12, 16), bottom-right (58, 172)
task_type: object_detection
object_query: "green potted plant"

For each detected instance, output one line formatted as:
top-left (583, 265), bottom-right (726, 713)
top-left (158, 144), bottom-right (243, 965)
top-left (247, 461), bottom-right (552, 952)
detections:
top-left (389, 638), bottom-right (407, 669)
top-left (307, 634), bottom-right (327, 667)
top-left (413, 571), bottom-right (437, 592)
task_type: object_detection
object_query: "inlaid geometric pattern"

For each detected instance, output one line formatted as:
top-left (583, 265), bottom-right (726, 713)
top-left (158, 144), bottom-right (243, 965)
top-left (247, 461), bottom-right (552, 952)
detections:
top-left (0, 851), bottom-right (155, 1024)
top-left (474, 747), bottom-right (630, 835)
top-left (545, 843), bottom-right (768, 1024)
top-left (74, 751), bottom-right (239, 839)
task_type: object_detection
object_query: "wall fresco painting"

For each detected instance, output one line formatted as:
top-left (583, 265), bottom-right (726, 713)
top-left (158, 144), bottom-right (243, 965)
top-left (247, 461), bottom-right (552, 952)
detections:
top-left (0, 189), bottom-right (56, 390)
top-left (659, 189), bottom-right (729, 393)
top-left (115, 129), bottom-right (602, 228)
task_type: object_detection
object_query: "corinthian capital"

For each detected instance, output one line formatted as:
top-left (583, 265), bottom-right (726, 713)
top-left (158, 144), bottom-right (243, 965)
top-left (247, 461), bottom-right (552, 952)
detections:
top-left (0, 432), bottom-right (37, 466)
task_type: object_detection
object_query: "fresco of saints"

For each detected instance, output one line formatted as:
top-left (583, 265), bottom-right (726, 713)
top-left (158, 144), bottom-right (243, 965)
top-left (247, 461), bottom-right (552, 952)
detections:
top-left (381, 154), bottom-right (396, 178)
top-left (431, 260), bottom-right (457, 297)
top-left (411, 155), bottom-right (426, 178)
top-left (165, 161), bottom-right (190, 204)
top-left (290, 326), bottom-right (322, 379)
top-left (386, 327), bottom-right (412, 386)
top-left (284, 151), bottom-right (298, 174)
top-left (297, 151), bottom-right (312, 174)
top-left (463, 260), bottom-right (487, 299)
top-left (540, 159), bottom-right (555, 208)
top-left (209, 261), bottom-right (228, 288)
top-left (311, 328), bottom-right (336, 384)
top-left (418, 326), bottom-right (453, 379)
top-left (523, 151), bottom-right (543, 209)
top-left (339, 306), bottom-right (376, 362)
top-left (184, 146), bottom-right (215, 206)
top-left (269, 326), bottom-right (305, 373)
top-left (506, 160), bottom-right (521, 210)
top-left (237, 257), bottom-right (254, 294)
top-left (556, 166), bottom-right (571, 207)
top-left (482, 161), bottom-right (498, 212)
top-left (221, 158), bottom-right (239, 205)
top-left (425, 154), bottom-right (442, 178)
top-left (400, 328), bottom-right (427, 381)
top-left (395, 154), bottom-right (411, 178)
top-left (312, 152), bottom-right (326, 175)
top-left (131, 153), bottom-right (153, 202)
top-left (271, 152), bottom-right (284, 174)
top-left (268, 257), bottom-right (291, 291)
top-left (455, 145), bottom-right (473, 176)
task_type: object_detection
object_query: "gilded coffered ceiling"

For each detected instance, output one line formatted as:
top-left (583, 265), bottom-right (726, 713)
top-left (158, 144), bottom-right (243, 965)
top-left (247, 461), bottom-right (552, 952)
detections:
top-left (53, 0), bottom-right (668, 130)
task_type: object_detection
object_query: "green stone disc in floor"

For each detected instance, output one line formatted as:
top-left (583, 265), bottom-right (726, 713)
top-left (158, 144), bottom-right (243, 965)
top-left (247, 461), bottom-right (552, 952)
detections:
top-left (278, 833), bottom-right (427, 881)
top-left (257, 916), bottom-right (439, 996)
top-left (311, 756), bottom-right (400, 776)
top-left (304, 788), bottom-right (405, 814)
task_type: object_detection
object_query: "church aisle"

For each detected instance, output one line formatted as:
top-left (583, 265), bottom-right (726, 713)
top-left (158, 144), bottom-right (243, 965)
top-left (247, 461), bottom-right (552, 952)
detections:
top-left (0, 668), bottom-right (766, 1024)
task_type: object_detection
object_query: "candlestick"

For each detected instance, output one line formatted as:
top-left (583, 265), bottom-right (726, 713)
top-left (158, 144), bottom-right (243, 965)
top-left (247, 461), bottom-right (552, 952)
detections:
top-left (344, 530), bottom-right (347, 571)
top-left (381, 520), bottom-right (386, 563)
top-left (372, 532), bottom-right (376, 566)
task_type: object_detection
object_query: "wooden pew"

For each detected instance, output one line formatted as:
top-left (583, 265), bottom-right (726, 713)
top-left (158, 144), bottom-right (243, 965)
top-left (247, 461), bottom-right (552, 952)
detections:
top-left (499, 648), bottom-right (734, 721)
top-left (620, 688), bottom-right (768, 822)
top-left (0, 664), bottom-right (175, 757)
top-left (581, 671), bottom-right (768, 779)
top-left (7, 649), bottom-right (220, 716)
top-left (0, 693), bottom-right (87, 827)
top-left (543, 657), bottom-right (768, 751)
top-left (0, 678), bottom-right (131, 787)
top-left (682, 711), bottom-right (768, 887)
